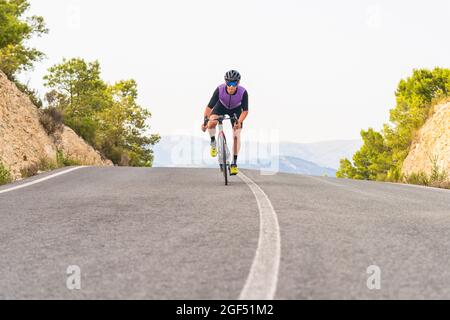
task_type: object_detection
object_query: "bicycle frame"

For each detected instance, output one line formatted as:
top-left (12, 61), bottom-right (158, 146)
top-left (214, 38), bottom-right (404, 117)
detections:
top-left (217, 122), bottom-right (230, 165)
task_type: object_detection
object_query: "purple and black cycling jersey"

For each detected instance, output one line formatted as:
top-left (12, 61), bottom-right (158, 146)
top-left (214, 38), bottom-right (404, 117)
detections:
top-left (207, 84), bottom-right (249, 112)
top-left (218, 84), bottom-right (247, 109)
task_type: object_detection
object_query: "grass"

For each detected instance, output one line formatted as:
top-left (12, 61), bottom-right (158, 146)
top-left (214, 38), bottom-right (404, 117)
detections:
top-left (56, 150), bottom-right (81, 167)
top-left (0, 162), bottom-right (12, 186)
top-left (17, 151), bottom-right (81, 180)
top-left (19, 157), bottom-right (58, 179)
top-left (403, 155), bottom-right (449, 189)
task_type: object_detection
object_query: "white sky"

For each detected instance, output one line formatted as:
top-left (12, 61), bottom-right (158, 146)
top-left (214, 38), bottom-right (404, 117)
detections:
top-left (20, 0), bottom-right (450, 143)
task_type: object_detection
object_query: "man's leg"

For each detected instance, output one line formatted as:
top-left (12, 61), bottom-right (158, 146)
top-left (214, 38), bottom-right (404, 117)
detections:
top-left (233, 128), bottom-right (242, 165)
top-left (230, 124), bottom-right (242, 175)
top-left (208, 114), bottom-right (219, 157)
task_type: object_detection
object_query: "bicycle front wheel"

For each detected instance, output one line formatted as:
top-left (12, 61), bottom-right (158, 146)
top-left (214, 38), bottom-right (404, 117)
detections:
top-left (222, 137), bottom-right (228, 186)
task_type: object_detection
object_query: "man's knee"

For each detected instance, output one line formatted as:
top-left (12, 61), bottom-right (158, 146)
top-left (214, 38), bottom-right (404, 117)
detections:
top-left (208, 116), bottom-right (219, 129)
top-left (233, 128), bottom-right (242, 139)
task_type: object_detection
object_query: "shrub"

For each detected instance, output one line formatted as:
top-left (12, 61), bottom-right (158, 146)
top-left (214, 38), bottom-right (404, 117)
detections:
top-left (20, 163), bottom-right (39, 178)
top-left (429, 155), bottom-right (448, 185)
top-left (38, 157), bottom-right (58, 171)
top-left (404, 172), bottom-right (430, 186)
top-left (56, 150), bottom-right (81, 167)
top-left (19, 157), bottom-right (60, 179)
top-left (39, 107), bottom-right (64, 135)
top-left (0, 162), bottom-right (12, 185)
top-left (403, 160), bottom-right (449, 189)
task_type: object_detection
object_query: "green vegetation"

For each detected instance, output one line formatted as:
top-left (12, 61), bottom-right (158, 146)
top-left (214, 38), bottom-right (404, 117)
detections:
top-left (39, 107), bottom-right (64, 135)
top-left (411, 155), bottom-right (450, 189)
top-left (0, 0), bottom-right (47, 79)
top-left (20, 162), bottom-right (38, 178)
top-left (0, 162), bottom-right (12, 185)
top-left (44, 58), bottom-right (160, 166)
top-left (56, 150), bottom-right (81, 167)
top-left (19, 152), bottom-right (81, 179)
top-left (37, 156), bottom-right (58, 172)
top-left (0, 1), bottom-right (160, 169)
top-left (404, 164), bottom-right (449, 189)
top-left (20, 157), bottom-right (55, 179)
top-left (337, 68), bottom-right (450, 188)
top-left (0, 0), bottom-right (47, 106)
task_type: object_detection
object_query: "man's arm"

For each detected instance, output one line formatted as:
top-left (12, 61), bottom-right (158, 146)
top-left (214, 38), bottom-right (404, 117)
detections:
top-left (204, 105), bottom-right (213, 123)
top-left (237, 91), bottom-right (249, 126)
top-left (205, 88), bottom-right (219, 120)
top-left (202, 88), bottom-right (219, 131)
top-left (238, 111), bottom-right (249, 124)
top-left (207, 88), bottom-right (219, 110)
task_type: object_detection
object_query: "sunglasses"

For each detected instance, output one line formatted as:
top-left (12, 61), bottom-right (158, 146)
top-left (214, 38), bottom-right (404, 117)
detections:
top-left (226, 81), bottom-right (238, 87)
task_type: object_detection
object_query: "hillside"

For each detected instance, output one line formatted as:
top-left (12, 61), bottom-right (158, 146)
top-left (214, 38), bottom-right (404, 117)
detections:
top-left (402, 101), bottom-right (450, 180)
top-left (337, 68), bottom-right (450, 188)
top-left (0, 71), bottom-right (112, 181)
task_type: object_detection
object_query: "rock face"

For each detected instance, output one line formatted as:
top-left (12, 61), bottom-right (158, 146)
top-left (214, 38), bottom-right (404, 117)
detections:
top-left (0, 71), bottom-right (112, 180)
top-left (53, 126), bottom-right (113, 167)
top-left (402, 101), bottom-right (450, 179)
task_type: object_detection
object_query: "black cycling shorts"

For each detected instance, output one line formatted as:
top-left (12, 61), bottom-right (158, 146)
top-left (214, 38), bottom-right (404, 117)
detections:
top-left (211, 102), bottom-right (243, 129)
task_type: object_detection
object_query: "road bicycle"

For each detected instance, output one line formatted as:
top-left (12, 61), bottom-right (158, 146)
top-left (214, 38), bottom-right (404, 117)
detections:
top-left (209, 114), bottom-right (238, 186)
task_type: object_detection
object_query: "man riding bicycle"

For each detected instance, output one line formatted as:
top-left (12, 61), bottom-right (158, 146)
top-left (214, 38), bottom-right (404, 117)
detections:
top-left (201, 70), bottom-right (249, 176)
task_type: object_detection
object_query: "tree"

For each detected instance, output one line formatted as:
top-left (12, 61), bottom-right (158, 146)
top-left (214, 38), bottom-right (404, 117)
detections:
top-left (44, 58), bottom-right (110, 113)
top-left (336, 159), bottom-right (357, 179)
top-left (44, 58), bottom-right (160, 167)
top-left (97, 80), bottom-right (160, 166)
top-left (44, 58), bottom-right (111, 144)
top-left (387, 68), bottom-right (450, 168)
top-left (337, 128), bottom-right (392, 180)
top-left (0, 0), bottom-right (48, 79)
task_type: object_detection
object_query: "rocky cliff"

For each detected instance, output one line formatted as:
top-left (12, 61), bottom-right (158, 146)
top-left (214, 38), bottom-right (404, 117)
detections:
top-left (0, 71), bottom-right (112, 181)
top-left (402, 101), bottom-right (450, 180)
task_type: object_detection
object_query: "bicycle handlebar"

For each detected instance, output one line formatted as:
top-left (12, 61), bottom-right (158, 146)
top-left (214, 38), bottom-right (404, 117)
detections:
top-left (207, 113), bottom-right (238, 122)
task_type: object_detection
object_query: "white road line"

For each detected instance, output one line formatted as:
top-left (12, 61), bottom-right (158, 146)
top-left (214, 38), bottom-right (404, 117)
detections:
top-left (238, 171), bottom-right (281, 300)
top-left (0, 166), bottom-right (85, 195)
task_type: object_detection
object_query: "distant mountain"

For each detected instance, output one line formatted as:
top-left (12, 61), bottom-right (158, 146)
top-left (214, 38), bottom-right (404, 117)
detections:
top-left (152, 135), bottom-right (360, 177)
top-left (278, 140), bottom-right (362, 169)
top-left (240, 156), bottom-right (337, 177)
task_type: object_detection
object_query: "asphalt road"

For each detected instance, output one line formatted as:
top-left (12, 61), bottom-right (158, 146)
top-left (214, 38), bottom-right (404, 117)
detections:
top-left (0, 167), bottom-right (449, 299)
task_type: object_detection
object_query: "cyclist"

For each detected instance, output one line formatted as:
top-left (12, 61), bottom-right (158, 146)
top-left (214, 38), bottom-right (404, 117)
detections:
top-left (201, 70), bottom-right (249, 176)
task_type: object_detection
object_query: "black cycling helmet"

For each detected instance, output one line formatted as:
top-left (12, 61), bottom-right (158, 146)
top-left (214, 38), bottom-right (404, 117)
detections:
top-left (225, 70), bottom-right (241, 82)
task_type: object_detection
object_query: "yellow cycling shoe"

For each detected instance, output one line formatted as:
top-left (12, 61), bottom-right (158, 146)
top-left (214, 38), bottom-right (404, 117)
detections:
top-left (230, 164), bottom-right (239, 176)
top-left (210, 142), bottom-right (217, 158)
